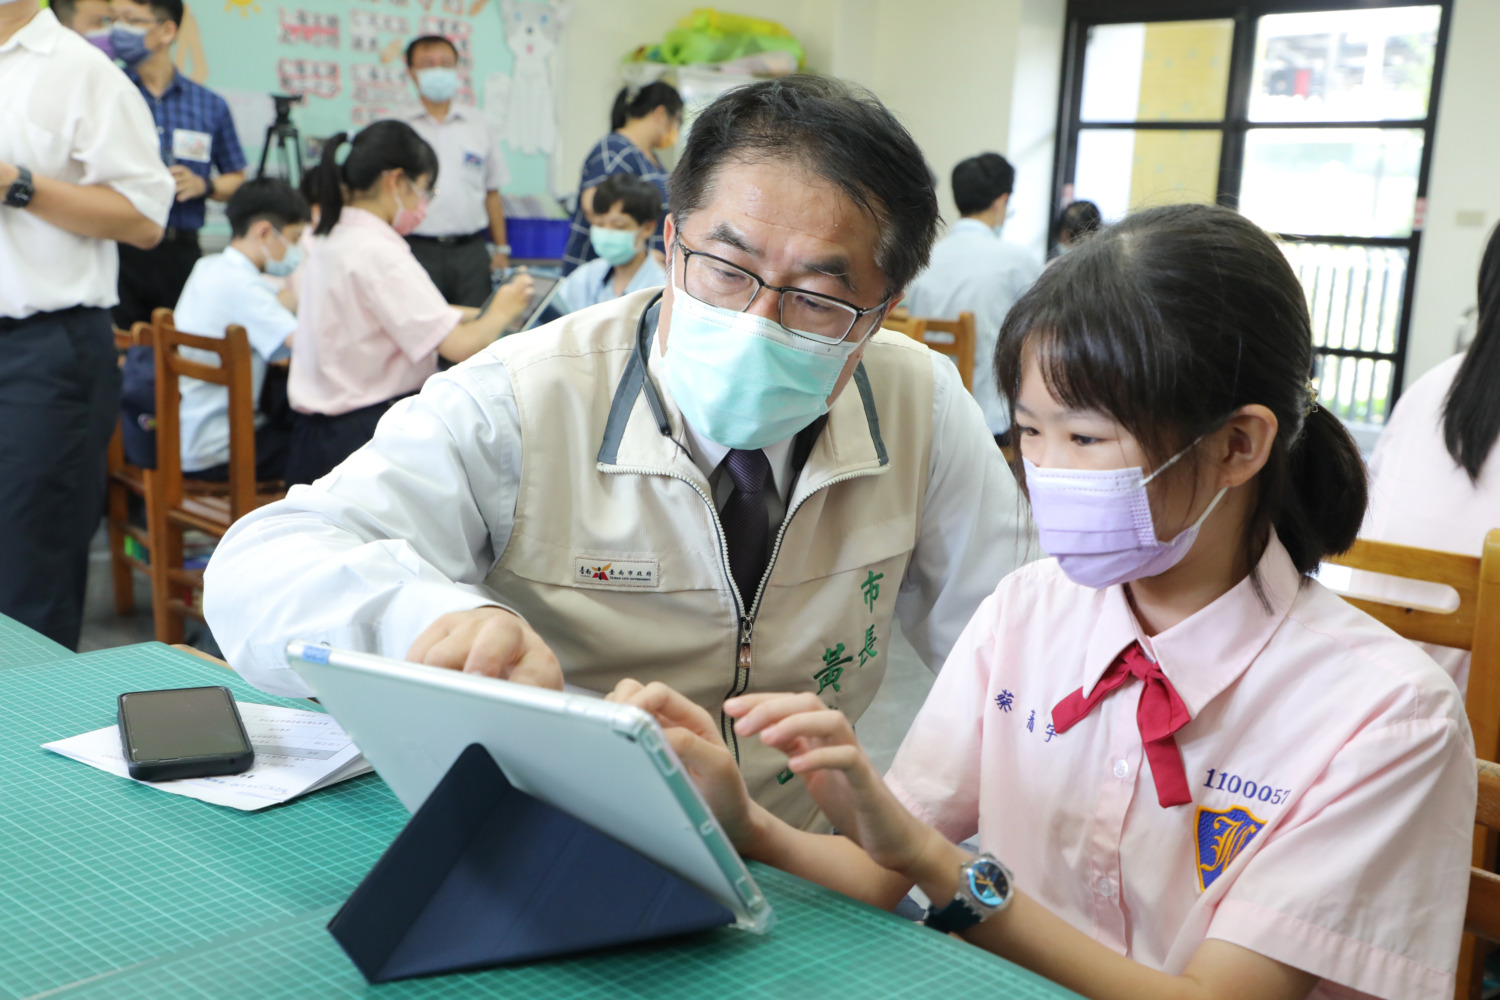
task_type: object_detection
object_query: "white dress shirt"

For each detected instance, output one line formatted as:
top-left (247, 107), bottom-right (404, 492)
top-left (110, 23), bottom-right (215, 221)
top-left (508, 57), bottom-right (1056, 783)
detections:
top-left (0, 8), bottom-right (173, 320)
top-left (204, 319), bottom-right (1034, 698)
top-left (172, 247), bottom-right (296, 471)
top-left (903, 218), bottom-right (1043, 435)
top-left (402, 105), bottom-right (508, 239)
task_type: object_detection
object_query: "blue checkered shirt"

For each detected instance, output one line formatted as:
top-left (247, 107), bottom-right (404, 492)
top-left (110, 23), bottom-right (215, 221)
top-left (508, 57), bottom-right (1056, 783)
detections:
top-left (127, 69), bottom-right (247, 231)
top-left (562, 133), bottom-right (669, 274)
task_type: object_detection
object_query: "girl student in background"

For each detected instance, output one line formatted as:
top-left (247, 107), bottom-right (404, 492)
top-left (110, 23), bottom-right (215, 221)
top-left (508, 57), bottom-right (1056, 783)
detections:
top-left (560, 81), bottom-right (682, 275)
top-left (1357, 222), bottom-right (1500, 692)
top-left (285, 120), bottom-right (534, 485)
top-left (612, 204), bottom-right (1475, 1000)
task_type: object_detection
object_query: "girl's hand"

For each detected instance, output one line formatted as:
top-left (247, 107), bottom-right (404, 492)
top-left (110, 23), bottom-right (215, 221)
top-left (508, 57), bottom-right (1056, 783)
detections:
top-left (606, 680), bottom-right (770, 855)
top-left (727, 693), bottom-right (931, 874)
top-left (493, 270), bottom-right (535, 316)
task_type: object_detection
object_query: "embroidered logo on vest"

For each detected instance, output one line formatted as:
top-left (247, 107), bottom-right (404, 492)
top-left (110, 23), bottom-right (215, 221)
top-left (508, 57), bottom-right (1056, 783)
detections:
top-left (1194, 805), bottom-right (1265, 891)
top-left (573, 557), bottom-right (659, 590)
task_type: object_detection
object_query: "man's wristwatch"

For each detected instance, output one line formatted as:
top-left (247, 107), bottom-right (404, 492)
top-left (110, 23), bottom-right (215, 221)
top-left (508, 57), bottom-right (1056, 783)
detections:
top-left (923, 853), bottom-right (1014, 934)
top-left (4, 166), bottom-right (34, 209)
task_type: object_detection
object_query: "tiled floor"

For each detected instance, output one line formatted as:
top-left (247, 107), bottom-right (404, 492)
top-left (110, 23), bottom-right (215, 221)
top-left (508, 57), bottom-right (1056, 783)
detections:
top-left (77, 527), bottom-right (937, 769)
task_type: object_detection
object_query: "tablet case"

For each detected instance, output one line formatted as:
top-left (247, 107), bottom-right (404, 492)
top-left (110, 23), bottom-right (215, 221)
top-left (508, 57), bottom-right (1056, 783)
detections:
top-left (328, 742), bottom-right (737, 982)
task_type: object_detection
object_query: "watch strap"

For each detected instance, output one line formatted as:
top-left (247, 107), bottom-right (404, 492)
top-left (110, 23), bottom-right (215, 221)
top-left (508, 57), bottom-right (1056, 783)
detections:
top-left (5, 166), bottom-right (33, 209)
top-left (923, 896), bottom-right (984, 934)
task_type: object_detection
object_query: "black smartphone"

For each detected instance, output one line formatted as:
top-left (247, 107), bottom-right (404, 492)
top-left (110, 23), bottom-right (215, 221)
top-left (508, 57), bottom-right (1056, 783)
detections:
top-left (116, 686), bottom-right (255, 781)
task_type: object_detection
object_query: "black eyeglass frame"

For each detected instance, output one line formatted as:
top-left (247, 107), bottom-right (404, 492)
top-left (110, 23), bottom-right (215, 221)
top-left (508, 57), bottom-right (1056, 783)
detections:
top-left (674, 237), bottom-right (890, 345)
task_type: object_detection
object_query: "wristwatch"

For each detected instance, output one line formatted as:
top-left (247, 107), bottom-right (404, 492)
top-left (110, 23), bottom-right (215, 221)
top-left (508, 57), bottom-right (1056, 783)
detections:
top-left (4, 166), bottom-right (33, 209)
top-left (923, 853), bottom-right (1014, 934)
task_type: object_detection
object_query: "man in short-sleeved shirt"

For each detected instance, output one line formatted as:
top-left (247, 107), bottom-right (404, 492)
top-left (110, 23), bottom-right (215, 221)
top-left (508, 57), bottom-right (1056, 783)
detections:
top-left (402, 34), bottom-right (509, 308)
top-left (0, 0), bottom-right (173, 647)
top-left (112, 0), bottom-right (246, 329)
top-left (904, 153), bottom-right (1041, 444)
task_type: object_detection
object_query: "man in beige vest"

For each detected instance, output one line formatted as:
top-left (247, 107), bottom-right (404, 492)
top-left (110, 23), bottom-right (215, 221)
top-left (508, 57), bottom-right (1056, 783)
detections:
top-left (205, 76), bottom-right (1030, 829)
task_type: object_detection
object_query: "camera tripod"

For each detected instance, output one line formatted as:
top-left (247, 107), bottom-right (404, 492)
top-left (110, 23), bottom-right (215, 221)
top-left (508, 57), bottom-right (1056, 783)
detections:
top-left (256, 94), bottom-right (304, 185)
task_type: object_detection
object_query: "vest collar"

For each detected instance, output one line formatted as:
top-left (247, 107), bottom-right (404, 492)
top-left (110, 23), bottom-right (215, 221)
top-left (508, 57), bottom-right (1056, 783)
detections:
top-left (596, 303), bottom-right (890, 498)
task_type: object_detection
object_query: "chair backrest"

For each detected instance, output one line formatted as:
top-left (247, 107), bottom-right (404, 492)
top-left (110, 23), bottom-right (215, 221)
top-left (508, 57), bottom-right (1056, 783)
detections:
top-left (1327, 531), bottom-right (1500, 762)
top-left (149, 308), bottom-right (259, 520)
top-left (1465, 759), bottom-right (1500, 943)
top-left (882, 315), bottom-right (927, 342)
top-left (914, 312), bottom-right (977, 391)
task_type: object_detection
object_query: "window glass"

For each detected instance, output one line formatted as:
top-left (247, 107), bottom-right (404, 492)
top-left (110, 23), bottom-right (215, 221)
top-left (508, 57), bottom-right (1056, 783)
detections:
top-left (1073, 129), bottom-right (1222, 220)
top-left (1080, 20), bottom-right (1234, 122)
top-left (1240, 128), bottom-right (1424, 237)
top-left (1249, 6), bottom-right (1441, 122)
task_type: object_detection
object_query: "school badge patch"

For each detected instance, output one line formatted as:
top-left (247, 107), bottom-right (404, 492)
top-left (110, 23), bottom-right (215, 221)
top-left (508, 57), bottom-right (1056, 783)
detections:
top-left (1195, 805), bottom-right (1265, 891)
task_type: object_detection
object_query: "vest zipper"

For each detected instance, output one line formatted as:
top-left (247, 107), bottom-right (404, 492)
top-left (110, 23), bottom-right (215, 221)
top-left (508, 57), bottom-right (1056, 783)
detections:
top-left (600, 464), bottom-right (884, 764)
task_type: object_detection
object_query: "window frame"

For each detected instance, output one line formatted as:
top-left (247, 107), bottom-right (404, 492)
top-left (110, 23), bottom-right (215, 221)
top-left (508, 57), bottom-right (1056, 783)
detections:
top-left (1053, 0), bottom-right (1454, 416)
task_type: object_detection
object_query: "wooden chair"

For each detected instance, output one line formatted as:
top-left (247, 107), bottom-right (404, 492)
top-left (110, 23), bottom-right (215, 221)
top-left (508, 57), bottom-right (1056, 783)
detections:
top-left (882, 314), bottom-right (927, 343)
top-left (105, 322), bottom-right (154, 615)
top-left (907, 312), bottom-right (978, 391)
top-left (145, 308), bottom-right (285, 644)
top-left (1327, 530), bottom-right (1500, 999)
top-left (1466, 759), bottom-right (1500, 946)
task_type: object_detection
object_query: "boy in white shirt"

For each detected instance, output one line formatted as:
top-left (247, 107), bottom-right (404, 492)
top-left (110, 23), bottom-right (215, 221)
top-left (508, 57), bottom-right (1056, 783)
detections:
top-left (173, 177), bottom-right (308, 481)
top-left (555, 174), bottom-right (665, 315)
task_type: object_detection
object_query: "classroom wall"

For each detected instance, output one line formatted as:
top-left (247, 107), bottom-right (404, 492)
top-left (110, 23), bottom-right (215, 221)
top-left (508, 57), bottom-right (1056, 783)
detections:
top-left (1403, 0), bottom-right (1500, 388)
top-left (554, 0), bottom-right (1065, 264)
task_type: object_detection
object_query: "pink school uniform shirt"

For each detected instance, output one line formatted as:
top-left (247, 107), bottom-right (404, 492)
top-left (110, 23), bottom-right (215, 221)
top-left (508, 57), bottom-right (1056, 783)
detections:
top-left (886, 532), bottom-right (1474, 1000)
top-left (288, 206), bottom-right (462, 416)
top-left (1358, 353), bottom-right (1500, 692)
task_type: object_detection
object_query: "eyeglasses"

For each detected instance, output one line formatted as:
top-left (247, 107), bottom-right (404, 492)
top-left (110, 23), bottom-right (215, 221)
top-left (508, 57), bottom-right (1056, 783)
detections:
top-left (675, 238), bottom-right (888, 345)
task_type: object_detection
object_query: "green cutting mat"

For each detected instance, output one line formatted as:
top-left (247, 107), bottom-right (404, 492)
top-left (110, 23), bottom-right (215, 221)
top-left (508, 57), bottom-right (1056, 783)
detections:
top-left (0, 641), bottom-right (1079, 999)
top-left (0, 613), bottom-right (72, 671)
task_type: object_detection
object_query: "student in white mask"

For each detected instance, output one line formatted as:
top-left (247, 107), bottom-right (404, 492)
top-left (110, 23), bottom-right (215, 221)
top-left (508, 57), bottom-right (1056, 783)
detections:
top-left (203, 75), bottom-right (1032, 831)
top-left (400, 33), bottom-right (510, 307)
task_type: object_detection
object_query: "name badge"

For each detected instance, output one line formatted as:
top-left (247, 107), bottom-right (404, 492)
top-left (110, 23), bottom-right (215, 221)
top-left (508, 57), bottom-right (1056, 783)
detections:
top-left (172, 129), bottom-right (213, 163)
top-left (463, 150), bottom-right (484, 170)
top-left (572, 556), bottom-right (659, 590)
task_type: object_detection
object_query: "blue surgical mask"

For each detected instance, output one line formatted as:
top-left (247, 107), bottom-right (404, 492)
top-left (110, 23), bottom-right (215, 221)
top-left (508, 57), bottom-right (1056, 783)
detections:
top-left (84, 28), bottom-right (116, 60)
top-left (109, 24), bottom-right (152, 66)
top-left (416, 67), bottom-right (459, 103)
top-left (590, 225), bottom-right (639, 266)
top-left (263, 230), bottom-right (303, 278)
top-left (661, 273), bottom-right (860, 450)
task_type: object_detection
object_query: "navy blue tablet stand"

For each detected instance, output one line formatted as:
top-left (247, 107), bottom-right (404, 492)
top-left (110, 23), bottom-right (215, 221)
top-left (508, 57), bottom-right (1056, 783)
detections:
top-left (328, 742), bottom-right (737, 983)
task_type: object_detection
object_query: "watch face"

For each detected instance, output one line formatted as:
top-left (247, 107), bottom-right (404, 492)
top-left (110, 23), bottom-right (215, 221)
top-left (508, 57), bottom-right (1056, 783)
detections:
top-left (967, 859), bottom-right (1008, 908)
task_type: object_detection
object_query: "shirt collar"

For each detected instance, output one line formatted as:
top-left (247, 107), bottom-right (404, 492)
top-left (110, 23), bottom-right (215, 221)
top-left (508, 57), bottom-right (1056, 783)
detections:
top-left (411, 104), bottom-right (468, 124)
top-left (221, 245), bottom-right (261, 274)
top-left (3, 7), bottom-right (60, 55)
top-left (336, 206), bottom-right (404, 242)
top-left (128, 64), bottom-right (183, 98)
top-left (952, 217), bottom-right (998, 238)
top-left (1079, 531), bottom-right (1303, 717)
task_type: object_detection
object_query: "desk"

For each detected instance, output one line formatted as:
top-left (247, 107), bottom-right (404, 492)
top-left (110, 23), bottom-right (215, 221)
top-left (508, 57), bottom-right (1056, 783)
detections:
top-left (0, 627), bottom-right (1079, 999)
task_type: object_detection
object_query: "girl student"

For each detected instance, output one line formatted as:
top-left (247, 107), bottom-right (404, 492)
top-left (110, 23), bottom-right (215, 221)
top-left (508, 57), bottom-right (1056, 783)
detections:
top-left (1358, 221), bottom-right (1500, 692)
top-left (285, 120), bottom-right (534, 485)
top-left (610, 204), bottom-right (1475, 1000)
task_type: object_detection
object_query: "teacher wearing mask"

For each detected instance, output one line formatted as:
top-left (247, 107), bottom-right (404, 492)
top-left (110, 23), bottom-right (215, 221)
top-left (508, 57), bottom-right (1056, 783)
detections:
top-left (561, 80), bottom-right (681, 275)
top-left (284, 120), bottom-right (533, 486)
top-left (400, 33), bottom-right (510, 308)
top-left (204, 76), bottom-right (1031, 831)
top-left (110, 0), bottom-right (246, 329)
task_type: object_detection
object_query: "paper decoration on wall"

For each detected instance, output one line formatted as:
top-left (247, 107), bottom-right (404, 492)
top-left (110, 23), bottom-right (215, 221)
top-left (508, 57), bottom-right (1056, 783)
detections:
top-left (350, 9), bottom-right (409, 53)
top-left (279, 9), bottom-right (340, 48)
top-left (279, 58), bottom-right (341, 99)
top-left (494, 0), bottom-right (567, 158)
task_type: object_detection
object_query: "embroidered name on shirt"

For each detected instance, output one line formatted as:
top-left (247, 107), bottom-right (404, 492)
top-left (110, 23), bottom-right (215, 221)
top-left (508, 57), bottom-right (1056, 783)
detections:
top-left (1195, 805), bottom-right (1266, 891)
top-left (573, 557), bottom-right (659, 590)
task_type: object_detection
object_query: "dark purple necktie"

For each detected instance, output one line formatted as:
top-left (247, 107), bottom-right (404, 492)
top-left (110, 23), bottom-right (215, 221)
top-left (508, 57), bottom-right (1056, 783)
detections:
top-left (720, 449), bottom-right (772, 605)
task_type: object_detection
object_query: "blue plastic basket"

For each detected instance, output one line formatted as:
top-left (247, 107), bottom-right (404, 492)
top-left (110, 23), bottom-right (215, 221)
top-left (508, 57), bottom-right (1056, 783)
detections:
top-left (508, 218), bottom-right (571, 260)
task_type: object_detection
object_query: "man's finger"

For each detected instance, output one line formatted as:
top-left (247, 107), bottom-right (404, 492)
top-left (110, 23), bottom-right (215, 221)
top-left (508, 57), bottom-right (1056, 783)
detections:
top-left (406, 615), bottom-right (457, 663)
top-left (416, 628), bottom-right (480, 671)
top-left (459, 617), bottom-right (526, 678)
top-left (508, 638), bottom-right (563, 690)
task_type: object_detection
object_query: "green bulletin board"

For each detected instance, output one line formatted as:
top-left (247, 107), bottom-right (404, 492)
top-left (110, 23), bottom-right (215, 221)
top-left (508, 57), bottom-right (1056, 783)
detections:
top-left (178, 0), bottom-right (551, 198)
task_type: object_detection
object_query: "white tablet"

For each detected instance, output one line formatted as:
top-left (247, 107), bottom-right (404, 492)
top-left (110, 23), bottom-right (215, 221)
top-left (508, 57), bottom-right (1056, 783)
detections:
top-left (284, 641), bottom-right (774, 933)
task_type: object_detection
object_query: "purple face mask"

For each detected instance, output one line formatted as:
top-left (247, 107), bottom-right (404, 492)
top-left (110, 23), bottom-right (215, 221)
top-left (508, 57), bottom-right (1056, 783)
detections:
top-left (84, 29), bottom-right (116, 60)
top-left (1023, 446), bottom-right (1227, 590)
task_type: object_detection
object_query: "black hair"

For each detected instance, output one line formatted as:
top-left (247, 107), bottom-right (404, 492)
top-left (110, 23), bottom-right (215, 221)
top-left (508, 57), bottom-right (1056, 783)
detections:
top-left (405, 34), bottom-right (457, 67)
top-left (1442, 223), bottom-right (1500, 481)
top-left (669, 75), bottom-right (939, 296)
top-left (51, 0), bottom-right (79, 25)
top-left (591, 174), bottom-right (662, 228)
top-left (310, 120), bottom-right (438, 236)
top-left (952, 153), bottom-right (1015, 216)
top-left (1057, 200), bottom-right (1103, 242)
top-left (117, 0), bottom-right (182, 27)
top-left (226, 177), bottom-right (310, 238)
top-left (995, 203), bottom-right (1367, 583)
top-left (610, 81), bottom-right (683, 131)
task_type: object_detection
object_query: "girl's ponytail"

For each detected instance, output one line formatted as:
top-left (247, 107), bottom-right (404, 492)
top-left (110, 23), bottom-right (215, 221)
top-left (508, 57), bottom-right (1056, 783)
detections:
top-left (312, 132), bottom-right (348, 236)
top-left (1276, 404), bottom-right (1367, 573)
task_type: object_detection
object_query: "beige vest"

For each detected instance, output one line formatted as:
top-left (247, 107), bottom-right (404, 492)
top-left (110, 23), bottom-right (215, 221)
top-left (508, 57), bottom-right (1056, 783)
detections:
top-left (487, 288), bottom-right (935, 829)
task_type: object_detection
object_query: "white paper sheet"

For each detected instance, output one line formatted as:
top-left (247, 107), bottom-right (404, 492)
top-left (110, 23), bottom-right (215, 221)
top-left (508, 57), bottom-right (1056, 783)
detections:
top-left (43, 702), bottom-right (373, 811)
